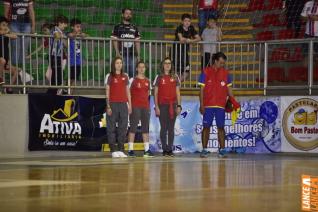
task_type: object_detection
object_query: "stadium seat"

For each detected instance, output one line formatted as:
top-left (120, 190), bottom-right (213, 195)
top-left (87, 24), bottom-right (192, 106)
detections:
top-left (288, 47), bottom-right (304, 62)
top-left (256, 31), bottom-right (274, 41)
top-left (278, 29), bottom-right (294, 40)
top-left (240, 0), bottom-right (265, 12)
top-left (253, 14), bottom-right (284, 28)
top-left (268, 67), bottom-right (285, 82)
top-left (270, 47), bottom-right (289, 62)
top-left (265, 0), bottom-right (283, 10)
top-left (286, 67), bottom-right (308, 82)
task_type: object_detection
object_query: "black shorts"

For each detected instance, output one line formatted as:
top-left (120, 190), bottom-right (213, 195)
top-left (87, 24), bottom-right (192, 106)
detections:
top-left (129, 107), bottom-right (150, 133)
top-left (70, 65), bottom-right (81, 80)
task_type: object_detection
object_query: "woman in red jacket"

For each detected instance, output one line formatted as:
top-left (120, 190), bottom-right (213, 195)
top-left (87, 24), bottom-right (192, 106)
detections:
top-left (105, 56), bottom-right (132, 158)
top-left (154, 57), bottom-right (182, 157)
top-left (128, 61), bottom-right (154, 157)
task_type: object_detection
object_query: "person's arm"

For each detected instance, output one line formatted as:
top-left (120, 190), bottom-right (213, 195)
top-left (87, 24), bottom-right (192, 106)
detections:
top-left (188, 34), bottom-right (201, 43)
top-left (192, 0), bottom-right (198, 18)
top-left (199, 86), bottom-right (205, 115)
top-left (28, 3), bottom-right (36, 33)
top-left (176, 85), bottom-right (182, 115)
top-left (126, 85), bottom-right (132, 114)
top-left (301, 3), bottom-right (311, 21)
top-left (105, 84), bottom-right (112, 116)
top-left (4, 31), bottom-right (17, 39)
top-left (111, 26), bottom-right (121, 56)
top-left (4, 2), bottom-right (10, 20)
top-left (178, 33), bottom-right (187, 43)
top-left (154, 86), bottom-right (160, 116)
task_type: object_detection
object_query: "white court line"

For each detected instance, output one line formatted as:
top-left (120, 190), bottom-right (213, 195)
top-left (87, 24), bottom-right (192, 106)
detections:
top-left (0, 179), bottom-right (80, 188)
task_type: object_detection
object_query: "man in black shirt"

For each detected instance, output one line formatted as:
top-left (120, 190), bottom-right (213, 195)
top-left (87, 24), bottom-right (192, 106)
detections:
top-left (111, 8), bottom-right (141, 78)
top-left (173, 13), bottom-right (201, 82)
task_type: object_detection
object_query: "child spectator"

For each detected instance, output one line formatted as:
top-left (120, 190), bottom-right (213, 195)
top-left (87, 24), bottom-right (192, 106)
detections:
top-left (47, 15), bottom-right (68, 95)
top-left (201, 17), bottom-right (222, 69)
top-left (173, 13), bottom-right (201, 82)
top-left (68, 18), bottom-right (87, 94)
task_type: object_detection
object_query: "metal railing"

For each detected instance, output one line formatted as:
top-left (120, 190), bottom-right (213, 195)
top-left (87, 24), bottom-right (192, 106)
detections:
top-left (1, 33), bottom-right (317, 95)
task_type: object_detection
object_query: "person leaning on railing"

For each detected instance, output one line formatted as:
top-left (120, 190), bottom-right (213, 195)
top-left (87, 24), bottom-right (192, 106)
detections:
top-left (0, 16), bottom-right (19, 94)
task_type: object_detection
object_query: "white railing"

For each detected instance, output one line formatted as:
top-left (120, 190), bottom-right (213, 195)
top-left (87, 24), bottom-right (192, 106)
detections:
top-left (1, 33), bottom-right (317, 94)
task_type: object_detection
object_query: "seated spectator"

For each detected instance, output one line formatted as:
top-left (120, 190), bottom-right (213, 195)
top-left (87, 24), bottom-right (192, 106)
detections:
top-left (201, 17), bottom-right (222, 69)
top-left (0, 16), bottom-right (19, 94)
top-left (172, 13), bottom-right (201, 82)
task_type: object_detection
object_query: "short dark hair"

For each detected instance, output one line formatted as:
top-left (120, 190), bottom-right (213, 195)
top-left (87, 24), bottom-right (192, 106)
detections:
top-left (0, 16), bottom-right (9, 24)
top-left (122, 8), bottom-right (132, 14)
top-left (181, 13), bottom-right (192, 21)
top-left (212, 52), bottom-right (227, 63)
top-left (207, 17), bottom-right (217, 22)
top-left (70, 18), bottom-right (81, 27)
top-left (54, 15), bottom-right (68, 25)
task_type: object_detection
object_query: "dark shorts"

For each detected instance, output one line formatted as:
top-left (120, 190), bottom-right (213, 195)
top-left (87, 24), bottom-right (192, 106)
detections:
top-left (70, 65), bottom-right (81, 80)
top-left (203, 107), bottom-right (225, 128)
top-left (129, 107), bottom-right (150, 133)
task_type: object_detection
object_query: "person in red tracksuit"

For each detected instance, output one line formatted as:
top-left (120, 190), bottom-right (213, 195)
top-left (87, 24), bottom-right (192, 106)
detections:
top-left (128, 61), bottom-right (154, 158)
top-left (105, 56), bottom-right (132, 158)
top-left (154, 57), bottom-right (182, 157)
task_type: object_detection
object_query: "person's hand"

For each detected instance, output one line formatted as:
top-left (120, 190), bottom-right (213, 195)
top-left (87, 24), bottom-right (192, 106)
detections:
top-left (200, 105), bottom-right (205, 115)
top-left (106, 107), bottom-right (112, 116)
top-left (31, 26), bottom-right (36, 34)
top-left (180, 37), bottom-right (187, 43)
top-left (155, 107), bottom-right (160, 116)
top-left (176, 107), bottom-right (182, 115)
top-left (128, 105), bottom-right (132, 115)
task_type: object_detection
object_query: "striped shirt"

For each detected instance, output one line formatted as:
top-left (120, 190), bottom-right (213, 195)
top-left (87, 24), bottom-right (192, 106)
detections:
top-left (301, 1), bottom-right (318, 37)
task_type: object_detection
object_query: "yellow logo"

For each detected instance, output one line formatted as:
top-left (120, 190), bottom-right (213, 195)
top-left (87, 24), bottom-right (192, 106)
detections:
top-left (283, 98), bottom-right (318, 151)
top-left (51, 99), bottom-right (78, 122)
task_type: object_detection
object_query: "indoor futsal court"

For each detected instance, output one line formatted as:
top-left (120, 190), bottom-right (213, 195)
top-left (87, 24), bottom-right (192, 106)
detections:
top-left (0, 153), bottom-right (317, 211)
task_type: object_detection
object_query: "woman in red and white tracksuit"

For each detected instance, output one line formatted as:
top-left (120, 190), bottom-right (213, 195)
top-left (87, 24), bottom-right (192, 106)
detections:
top-left (128, 61), bottom-right (154, 157)
top-left (105, 56), bottom-right (132, 158)
top-left (154, 57), bottom-right (182, 157)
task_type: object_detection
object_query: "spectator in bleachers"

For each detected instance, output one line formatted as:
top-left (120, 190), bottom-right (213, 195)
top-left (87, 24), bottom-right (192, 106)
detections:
top-left (111, 8), bottom-right (141, 78)
top-left (173, 13), bottom-right (201, 82)
top-left (301, 0), bottom-right (318, 39)
top-left (201, 17), bottom-right (222, 70)
top-left (67, 18), bottom-right (87, 94)
top-left (3, 0), bottom-right (35, 67)
top-left (47, 15), bottom-right (68, 95)
top-left (192, 0), bottom-right (222, 35)
top-left (283, 0), bottom-right (305, 38)
top-left (0, 16), bottom-right (19, 93)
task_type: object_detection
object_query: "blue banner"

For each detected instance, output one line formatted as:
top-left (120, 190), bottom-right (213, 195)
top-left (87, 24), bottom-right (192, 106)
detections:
top-left (149, 97), bottom-right (281, 154)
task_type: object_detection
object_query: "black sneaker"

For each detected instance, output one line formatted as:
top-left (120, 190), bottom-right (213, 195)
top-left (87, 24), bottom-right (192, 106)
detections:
top-left (168, 151), bottom-right (174, 157)
top-left (128, 150), bottom-right (136, 157)
top-left (162, 151), bottom-right (168, 157)
top-left (143, 150), bottom-right (154, 158)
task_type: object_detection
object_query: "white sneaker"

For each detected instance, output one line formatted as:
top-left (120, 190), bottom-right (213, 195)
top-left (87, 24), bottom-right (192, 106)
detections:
top-left (111, 152), bottom-right (120, 158)
top-left (19, 71), bottom-right (33, 83)
top-left (117, 151), bottom-right (128, 158)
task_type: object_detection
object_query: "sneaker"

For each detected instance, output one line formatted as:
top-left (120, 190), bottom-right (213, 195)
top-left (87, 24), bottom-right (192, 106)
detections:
top-left (117, 151), bottom-right (128, 158)
top-left (162, 151), bottom-right (168, 157)
top-left (168, 151), bottom-right (174, 157)
top-left (0, 77), bottom-right (4, 85)
top-left (57, 89), bottom-right (68, 95)
top-left (128, 150), bottom-right (136, 157)
top-left (143, 150), bottom-right (154, 158)
top-left (200, 149), bottom-right (209, 158)
top-left (111, 152), bottom-right (120, 158)
top-left (218, 148), bottom-right (227, 158)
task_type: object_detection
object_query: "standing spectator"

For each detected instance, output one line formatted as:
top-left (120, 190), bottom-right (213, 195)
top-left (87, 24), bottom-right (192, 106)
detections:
top-left (173, 13), bottom-right (201, 82)
top-left (105, 57), bottom-right (132, 158)
top-left (301, 0), bottom-right (318, 39)
top-left (198, 52), bottom-right (239, 158)
top-left (283, 0), bottom-right (305, 38)
top-left (111, 8), bottom-right (141, 78)
top-left (68, 18), bottom-right (87, 94)
top-left (153, 57), bottom-right (182, 157)
top-left (47, 15), bottom-right (68, 95)
top-left (201, 17), bottom-right (222, 69)
top-left (128, 61), bottom-right (154, 158)
top-left (0, 16), bottom-right (18, 93)
top-left (192, 0), bottom-right (222, 35)
top-left (3, 0), bottom-right (35, 67)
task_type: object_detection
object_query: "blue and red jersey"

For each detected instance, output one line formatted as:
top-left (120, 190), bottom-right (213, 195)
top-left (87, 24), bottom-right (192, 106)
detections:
top-left (198, 66), bottom-right (232, 108)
